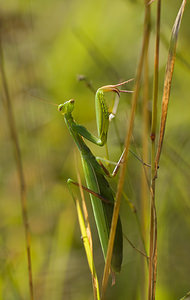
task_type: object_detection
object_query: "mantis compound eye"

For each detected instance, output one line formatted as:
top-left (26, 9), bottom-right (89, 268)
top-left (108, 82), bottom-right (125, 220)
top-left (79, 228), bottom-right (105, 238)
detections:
top-left (58, 104), bottom-right (64, 112)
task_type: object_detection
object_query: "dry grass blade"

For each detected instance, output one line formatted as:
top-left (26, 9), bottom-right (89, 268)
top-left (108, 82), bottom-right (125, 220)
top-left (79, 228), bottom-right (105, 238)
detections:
top-left (101, 4), bottom-right (150, 298)
top-left (0, 38), bottom-right (34, 300)
top-left (155, 0), bottom-right (187, 168)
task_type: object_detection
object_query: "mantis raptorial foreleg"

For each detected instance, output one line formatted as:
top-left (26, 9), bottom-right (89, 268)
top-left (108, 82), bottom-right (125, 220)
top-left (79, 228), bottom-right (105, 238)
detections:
top-left (73, 80), bottom-right (133, 147)
top-left (78, 77), bottom-right (133, 154)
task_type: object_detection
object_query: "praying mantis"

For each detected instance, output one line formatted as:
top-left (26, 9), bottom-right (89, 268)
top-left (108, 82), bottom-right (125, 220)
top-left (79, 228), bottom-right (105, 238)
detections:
top-left (58, 81), bottom-right (132, 272)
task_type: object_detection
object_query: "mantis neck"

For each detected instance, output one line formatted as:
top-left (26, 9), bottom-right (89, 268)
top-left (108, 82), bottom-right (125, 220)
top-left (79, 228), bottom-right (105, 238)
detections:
top-left (64, 114), bottom-right (91, 155)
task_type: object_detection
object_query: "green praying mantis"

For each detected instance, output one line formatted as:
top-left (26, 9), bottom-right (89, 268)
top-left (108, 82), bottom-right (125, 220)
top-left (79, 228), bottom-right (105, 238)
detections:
top-left (58, 81), bottom-right (132, 272)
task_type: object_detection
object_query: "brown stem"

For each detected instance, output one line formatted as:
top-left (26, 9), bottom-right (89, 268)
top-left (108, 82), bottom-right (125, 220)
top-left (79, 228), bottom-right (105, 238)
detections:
top-left (141, 1), bottom-right (151, 298)
top-left (148, 1), bottom-right (161, 299)
top-left (101, 5), bottom-right (150, 298)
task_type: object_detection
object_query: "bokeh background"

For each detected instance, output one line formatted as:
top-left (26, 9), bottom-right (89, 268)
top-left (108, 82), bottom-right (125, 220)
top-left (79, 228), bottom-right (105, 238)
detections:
top-left (0, 0), bottom-right (190, 299)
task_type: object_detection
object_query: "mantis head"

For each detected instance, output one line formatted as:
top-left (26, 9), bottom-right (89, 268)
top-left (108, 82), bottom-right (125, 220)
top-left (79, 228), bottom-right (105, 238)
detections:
top-left (58, 99), bottom-right (75, 115)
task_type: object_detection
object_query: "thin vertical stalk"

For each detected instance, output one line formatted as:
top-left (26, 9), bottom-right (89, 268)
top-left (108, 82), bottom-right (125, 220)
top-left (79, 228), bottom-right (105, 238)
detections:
top-left (0, 38), bottom-right (34, 300)
top-left (141, 1), bottom-right (151, 299)
top-left (149, 1), bottom-right (187, 299)
top-left (148, 1), bottom-right (161, 300)
top-left (101, 5), bottom-right (150, 298)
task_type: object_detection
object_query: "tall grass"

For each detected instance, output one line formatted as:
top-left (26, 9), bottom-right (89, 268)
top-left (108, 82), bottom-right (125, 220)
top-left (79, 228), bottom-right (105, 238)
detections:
top-left (0, 1), bottom-right (188, 299)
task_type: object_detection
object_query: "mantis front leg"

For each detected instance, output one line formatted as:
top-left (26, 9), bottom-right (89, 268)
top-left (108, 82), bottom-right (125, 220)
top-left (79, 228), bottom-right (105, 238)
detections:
top-left (73, 80), bottom-right (133, 147)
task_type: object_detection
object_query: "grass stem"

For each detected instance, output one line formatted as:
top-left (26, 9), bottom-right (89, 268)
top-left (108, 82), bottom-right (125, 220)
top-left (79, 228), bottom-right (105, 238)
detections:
top-left (101, 4), bottom-right (151, 298)
top-left (0, 37), bottom-right (34, 300)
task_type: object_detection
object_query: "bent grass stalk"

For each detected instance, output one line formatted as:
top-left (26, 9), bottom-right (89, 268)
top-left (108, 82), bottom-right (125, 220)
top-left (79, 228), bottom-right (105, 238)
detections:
top-left (155, 0), bottom-right (187, 168)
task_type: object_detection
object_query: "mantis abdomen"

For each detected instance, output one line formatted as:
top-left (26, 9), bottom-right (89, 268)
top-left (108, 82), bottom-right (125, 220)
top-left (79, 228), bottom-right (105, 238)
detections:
top-left (82, 153), bottom-right (123, 272)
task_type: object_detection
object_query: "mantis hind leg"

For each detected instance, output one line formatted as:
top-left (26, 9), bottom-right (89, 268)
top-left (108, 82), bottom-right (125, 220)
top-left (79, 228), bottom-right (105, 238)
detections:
top-left (97, 147), bottom-right (151, 178)
top-left (67, 178), bottom-right (112, 205)
top-left (96, 148), bottom-right (126, 178)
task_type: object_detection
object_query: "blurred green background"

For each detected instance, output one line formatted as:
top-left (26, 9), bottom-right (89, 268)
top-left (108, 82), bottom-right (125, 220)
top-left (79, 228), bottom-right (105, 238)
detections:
top-left (0, 0), bottom-right (190, 299)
